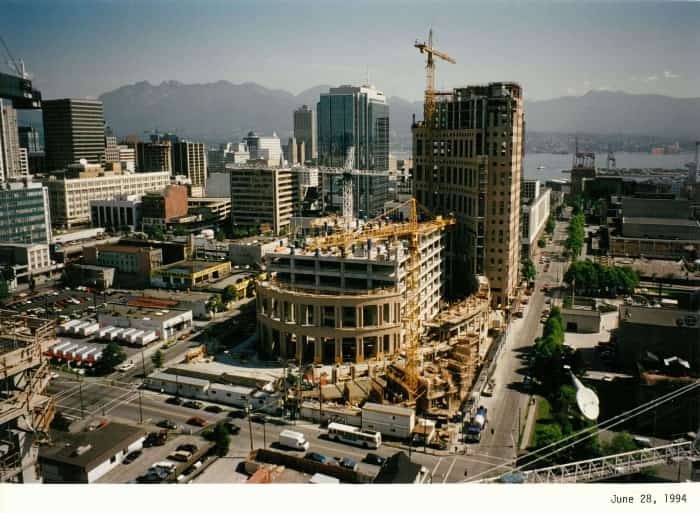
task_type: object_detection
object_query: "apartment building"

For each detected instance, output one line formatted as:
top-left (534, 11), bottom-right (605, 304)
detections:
top-left (229, 167), bottom-right (293, 235)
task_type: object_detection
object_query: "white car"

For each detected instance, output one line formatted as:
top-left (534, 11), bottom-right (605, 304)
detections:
top-left (117, 361), bottom-right (135, 372)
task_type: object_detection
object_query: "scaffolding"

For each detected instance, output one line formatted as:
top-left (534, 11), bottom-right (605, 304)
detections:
top-left (0, 311), bottom-right (58, 482)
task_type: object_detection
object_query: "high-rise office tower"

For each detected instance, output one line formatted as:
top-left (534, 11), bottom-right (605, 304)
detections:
top-left (412, 82), bottom-right (524, 308)
top-left (317, 84), bottom-right (389, 217)
top-left (0, 180), bottom-right (51, 243)
top-left (293, 105), bottom-right (317, 161)
top-left (0, 99), bottom-right (22, 181)
top-left (172, 141), bottom-right (206, 196)
top-left (42, 98), bottom-right (105, 171)
top-left (18, 126), bottom-right (42, 153)
top-left (136, 141), bottom-right (172, 173)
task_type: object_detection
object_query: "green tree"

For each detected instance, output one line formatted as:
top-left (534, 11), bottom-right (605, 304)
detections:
top-left (565, 212), bottom-right (585, 260)
top-left (213, 422), bottom-right (230, 456)
top-left (537, 239), bottom-right (546, 248)
top-left (151, 349), bottom-right (164, 369)
top-left (173, 225), bottom-right (187, 236)
top-left (96, 342), bottom-right (127, 374)
top-left (522, 258), bottom-right (537, 283)
top-left (532, 423), bottom-right (564, 463)
top-left (208, 295), bottom-right (224, 313)
top-left (144, 225), bottom-right (165, 241)
top-left (545, 215), bottom-right (556, 235)
top-left (603, 431), bottom-right (638, 455)
top-left (222, 285), bottom-right (237, 303)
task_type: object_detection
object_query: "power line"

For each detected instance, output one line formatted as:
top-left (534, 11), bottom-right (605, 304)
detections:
top-left (465, 379), bottom-right (700, 482)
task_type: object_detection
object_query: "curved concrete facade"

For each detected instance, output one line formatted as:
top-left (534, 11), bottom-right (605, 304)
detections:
top-left (256, 281), bottom-right (403, 364)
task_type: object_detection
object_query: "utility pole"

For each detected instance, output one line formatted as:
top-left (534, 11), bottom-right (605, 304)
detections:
top-left (141, 348), bottom-right (147, 378)
top-left (138, 390), bottom-right (143, 424)
top-left (246, 405), bottom-right (254, 451)
top-left (79, 373), bottom-right (84, 419)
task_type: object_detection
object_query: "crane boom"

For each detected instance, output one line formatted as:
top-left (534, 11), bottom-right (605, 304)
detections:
top-left (414, 28), bottom-right (455, 124)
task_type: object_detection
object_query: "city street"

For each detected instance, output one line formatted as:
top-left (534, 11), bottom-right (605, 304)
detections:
top-left (45, 222), bottom-right (572, 483)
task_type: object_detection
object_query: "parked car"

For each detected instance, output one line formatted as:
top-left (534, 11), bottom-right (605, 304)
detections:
top-left (123, 450), bottom-right (142, 464)
top-left (204, 405), bottom-right (224, 413)
top-left (156, 420), bottom-right (178, 430)
top-left (363, 453), bottom-right (385, 466)
top-left (304, 452), bottom-right (328, 464)
top-left (177, 443), bottom-right (198, 454)
top-left (250, 413), bottom-right (266, 424)
top-left (183, 401), bottom-right (203, 410)
top-left (338, 457), bottom-right (358, 471)
top-left (228, 409), bottom-right (247, 419)
top-left (143, 431), bottom-right (167, 447)
top-left (167, 451), bottom-right (191, 463)
top-left (116, 361), bottom-right (135, 372)
top-left (166, 396), bottom-right (183, 406)
top-left (187, 416), bottom-right (208, 427)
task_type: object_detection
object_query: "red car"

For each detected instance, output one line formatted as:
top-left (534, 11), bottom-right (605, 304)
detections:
top-left (186, 416), bottom-right (208, 427)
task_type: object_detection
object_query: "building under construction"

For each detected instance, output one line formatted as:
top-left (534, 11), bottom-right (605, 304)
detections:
top-left (257, 199), bottom-right (491, 417)
top-left (257, 212), bottom-right (447, 364)
top-left (0, 311), bottom-right (57, 482)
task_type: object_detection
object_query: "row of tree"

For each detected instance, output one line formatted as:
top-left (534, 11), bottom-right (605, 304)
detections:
top-left (564, 260), bottom-right (639, 297)
top-left (565, 212), bottom-right (585, 259)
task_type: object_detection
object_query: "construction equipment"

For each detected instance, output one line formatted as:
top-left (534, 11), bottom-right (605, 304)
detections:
top-left (414, 28), bottom-right (456, 124)
top-left (306, 198), bottom-right (456, 402)
top-left (315, 145), bottom-right (390, 225)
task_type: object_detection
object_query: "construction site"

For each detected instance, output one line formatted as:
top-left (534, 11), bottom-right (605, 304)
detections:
top-left (0, 311), bottom-right (58, 482)
top-left (255, 194), bottom-right (493, 422)
top-left (252, 32), bottom-right (497, 424)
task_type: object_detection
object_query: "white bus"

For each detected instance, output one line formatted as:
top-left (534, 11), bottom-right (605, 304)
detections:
top-left (327, 422), bottom-right (382, 449)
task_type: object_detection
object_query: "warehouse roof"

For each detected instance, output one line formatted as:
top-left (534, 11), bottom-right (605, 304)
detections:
top-left (39, 422), bottom-right (145, 473)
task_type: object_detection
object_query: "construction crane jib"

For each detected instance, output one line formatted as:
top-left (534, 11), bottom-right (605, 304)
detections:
top-left (414, 28), bottom-right (456, 124)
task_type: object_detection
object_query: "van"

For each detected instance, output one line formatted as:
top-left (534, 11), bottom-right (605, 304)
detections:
top-left (279, 430), bottom-right (309, 451)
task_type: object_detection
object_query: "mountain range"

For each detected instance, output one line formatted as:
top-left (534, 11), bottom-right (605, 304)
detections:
top-left (26, 81), bottom-right (700, 148)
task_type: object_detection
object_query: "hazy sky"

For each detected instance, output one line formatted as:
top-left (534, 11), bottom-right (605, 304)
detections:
top-left (2, 0), bottom-right (698, 101)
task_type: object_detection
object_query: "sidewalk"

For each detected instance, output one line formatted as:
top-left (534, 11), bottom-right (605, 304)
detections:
top-left (519, 395), bottom-right (538, 451)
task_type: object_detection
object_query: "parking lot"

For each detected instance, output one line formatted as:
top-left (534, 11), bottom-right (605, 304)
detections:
top-left (3, 286), bottom-right (133, 322)
top-left (97, 433), bottom-right (214, 484)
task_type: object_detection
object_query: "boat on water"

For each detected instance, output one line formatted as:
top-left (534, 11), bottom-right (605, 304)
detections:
top-left (537, 165), bottom-right (546, 170)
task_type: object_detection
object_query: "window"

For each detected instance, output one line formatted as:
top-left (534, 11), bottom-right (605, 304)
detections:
top-left (110, 455), bottom-right (116, 463)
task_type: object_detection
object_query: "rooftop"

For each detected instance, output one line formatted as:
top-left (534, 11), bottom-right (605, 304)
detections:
top-left (39, 422), bottom-right (146, 472)
top-left (148, 371), bottom-right (210, 388)
top-left (94, 244), bottom-right (159, 254)
top-left (622, 217), bottom-right (700, 228)
top-left (362, 402), bottom-right (414, 417)
top-left (373, 452), bottom-right (422, 484)
top-left (155, 259), bottom-right (230, 275)
top-left (620, 304), bottom-right (700, 328)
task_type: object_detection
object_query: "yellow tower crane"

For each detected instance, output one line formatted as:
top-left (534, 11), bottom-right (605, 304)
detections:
top-left (414, 28), bottom-right (456, 124)
top-left (305, 199), bottom-right (455, 403)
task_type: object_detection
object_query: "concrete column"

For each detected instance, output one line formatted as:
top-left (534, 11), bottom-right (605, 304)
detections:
top-left (334, 337), bottom-right (342, 363)
top-left (279, 331), bottom-right (287, 358)
top-left (296, 335), bottom-right (304, 362)
top-left (356, 336), bottom-right (363, 362)
top-left (314, 337), bottom-right (322, 363)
